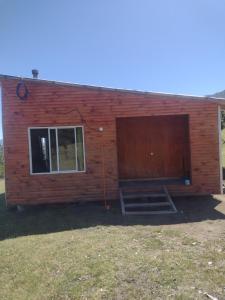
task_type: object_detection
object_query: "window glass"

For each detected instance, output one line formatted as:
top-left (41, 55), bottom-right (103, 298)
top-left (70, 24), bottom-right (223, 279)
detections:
top-left (76, 127), bottom-right (85, 171)
top-left (50, 129), bottom-right (57, 171)
top-left (30, 129), bottom-right (50, 173)
top-left (58, 128), bottom-right (76, 171)
top-left (30, 127), bottom-right (84, 173)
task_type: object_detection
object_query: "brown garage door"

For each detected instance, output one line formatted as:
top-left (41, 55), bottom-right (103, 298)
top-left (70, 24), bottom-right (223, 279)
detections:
top-left (116, 115), bottom-right (190, 180)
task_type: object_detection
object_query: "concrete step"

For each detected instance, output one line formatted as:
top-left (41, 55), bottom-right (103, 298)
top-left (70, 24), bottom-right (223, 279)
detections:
top-left (125, 210), bottom-right (177, 215)
top-left (123, 192), bottom-right (166, 199)
top-left (124, 202), bottom-right (171, 208)
top-left (119, 185), bottom-right (177, 216)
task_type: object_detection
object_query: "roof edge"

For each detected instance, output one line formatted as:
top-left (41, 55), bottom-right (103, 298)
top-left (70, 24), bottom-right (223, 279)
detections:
top-left (0, 73), bottom-right (224, 102)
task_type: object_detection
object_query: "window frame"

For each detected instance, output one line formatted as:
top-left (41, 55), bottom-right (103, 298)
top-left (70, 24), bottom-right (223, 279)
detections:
top-left (28, 126), bottom-right (86, 175)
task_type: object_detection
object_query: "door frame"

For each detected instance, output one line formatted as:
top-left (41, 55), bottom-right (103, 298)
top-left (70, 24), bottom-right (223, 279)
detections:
top-left (116, 114), bottom-right (191, 182)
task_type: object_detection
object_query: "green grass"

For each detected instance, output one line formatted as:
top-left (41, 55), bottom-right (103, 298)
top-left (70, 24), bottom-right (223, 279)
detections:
top-left (0, 182), bottom-right (225, 299)
top-left (0, 179), bottom-right (5, 193)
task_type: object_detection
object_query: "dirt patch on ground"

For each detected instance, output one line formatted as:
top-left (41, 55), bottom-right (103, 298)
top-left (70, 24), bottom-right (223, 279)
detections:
top-left (161, 195), bottom-right (225, 242)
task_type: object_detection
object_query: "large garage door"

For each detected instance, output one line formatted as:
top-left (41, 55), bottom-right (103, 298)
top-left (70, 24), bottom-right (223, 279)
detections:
top-left (116, 115), bottom-right (190, 180)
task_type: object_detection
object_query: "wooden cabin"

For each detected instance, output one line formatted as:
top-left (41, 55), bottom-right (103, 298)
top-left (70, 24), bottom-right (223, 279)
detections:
top-left (0, 74), bottom-right (224, 213)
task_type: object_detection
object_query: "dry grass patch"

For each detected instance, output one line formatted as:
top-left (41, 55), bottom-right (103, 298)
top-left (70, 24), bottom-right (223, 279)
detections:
top-left (0, 189), bottom-right (225, 299)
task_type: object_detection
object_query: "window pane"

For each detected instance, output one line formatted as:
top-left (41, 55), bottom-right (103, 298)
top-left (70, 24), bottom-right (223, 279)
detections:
top-left (30, 129), bottom-right (50, 173)
top-left (50, 129), bottom-right (57, 171)
top-left (58, 129), bottom-right (76, 171)
top-left (76, 127), bottom-right (85, 171)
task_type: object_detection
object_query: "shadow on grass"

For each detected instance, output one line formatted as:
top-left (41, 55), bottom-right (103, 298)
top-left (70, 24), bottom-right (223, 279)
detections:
top-left (0, 193), bottom-right (225, 241)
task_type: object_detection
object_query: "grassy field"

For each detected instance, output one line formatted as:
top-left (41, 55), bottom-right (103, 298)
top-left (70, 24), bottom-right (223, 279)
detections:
top-left (0, 181), bottom-right (225, 299)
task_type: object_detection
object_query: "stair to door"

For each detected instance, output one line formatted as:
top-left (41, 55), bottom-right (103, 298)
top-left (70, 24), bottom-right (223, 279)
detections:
top-left (119, 184), bottom-right (177, 215)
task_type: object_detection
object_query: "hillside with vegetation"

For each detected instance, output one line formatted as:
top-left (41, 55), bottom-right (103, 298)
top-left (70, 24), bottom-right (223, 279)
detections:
top-left (212, 90), bottom-right (225, 98)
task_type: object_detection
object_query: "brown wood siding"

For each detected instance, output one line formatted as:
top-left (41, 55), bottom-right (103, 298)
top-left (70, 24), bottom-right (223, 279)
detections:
top-left (116, 115), bottom-right (190, 180)
top-left (0, 78), bottom-right (221, 205)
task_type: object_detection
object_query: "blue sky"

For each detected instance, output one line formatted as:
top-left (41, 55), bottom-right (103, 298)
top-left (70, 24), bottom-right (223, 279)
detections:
top-left (1, 0), bottom-right (225, 138)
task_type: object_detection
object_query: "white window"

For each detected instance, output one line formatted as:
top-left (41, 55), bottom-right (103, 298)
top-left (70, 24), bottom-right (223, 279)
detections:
top-left (29, 126), bottom-right (85, 174)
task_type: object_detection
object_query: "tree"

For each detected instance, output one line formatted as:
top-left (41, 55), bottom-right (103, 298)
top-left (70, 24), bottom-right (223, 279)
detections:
top-left (221, 110), bottom-right (225, 130)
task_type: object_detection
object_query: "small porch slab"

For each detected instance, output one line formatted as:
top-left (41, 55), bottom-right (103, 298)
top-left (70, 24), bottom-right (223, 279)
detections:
top-left (119, 178), bottom-right (185, 189)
